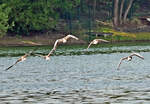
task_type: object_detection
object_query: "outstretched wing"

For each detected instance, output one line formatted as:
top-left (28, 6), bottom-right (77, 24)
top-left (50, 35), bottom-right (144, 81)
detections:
top-left (28, 47), bottom-right (39, 54)
top-left (66, 34), bottom-right (79, 40)
top-left (47, 49), bottom-right (55, 57)
top-left (46, 40), bottom-right (59, 57)
top-left (24, 47), bottom-right (39, 57)
top-left (53, 40), bottom-right (59, 51)
top-left (34, 53), bottom-right (45, 58)
top-left (5, 64), bottom-right (16, 71)
top-left (5, 50), bottom-right (33, 71)
top-left (130, 53), bottom-right (144, 60)
top-left (5, 59), bottom-right (21, 71)
top-left (87, 41), bottom-right (94, 50)
top-left (96, 39), bottom-right (109, 43)
top-left (146, 18), bottom-right (150, 22)
top-left (117, 57), bottom-right (128, 70)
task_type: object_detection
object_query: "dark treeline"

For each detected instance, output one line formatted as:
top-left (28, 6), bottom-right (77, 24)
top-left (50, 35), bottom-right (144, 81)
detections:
top-left (0, 0), bottom-right (150, 37)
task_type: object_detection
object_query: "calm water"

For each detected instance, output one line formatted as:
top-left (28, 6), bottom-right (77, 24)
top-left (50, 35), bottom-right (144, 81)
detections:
top-left (0, 45), bottom-right (150, 103)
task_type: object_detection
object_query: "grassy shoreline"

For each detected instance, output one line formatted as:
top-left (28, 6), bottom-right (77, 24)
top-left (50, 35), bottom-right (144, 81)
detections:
top-left (0, 32), bottom-right (150, 46)
top-left (1, 39), bottom-right (150, 57)
top-left (1, 41), bottom-right (150, 57)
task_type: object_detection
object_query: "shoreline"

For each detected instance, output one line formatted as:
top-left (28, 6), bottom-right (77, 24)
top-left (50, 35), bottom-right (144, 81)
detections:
top-left (0, 35), bottom-right (86, 46)
top-left (1, 35), bottom-right (150, 47)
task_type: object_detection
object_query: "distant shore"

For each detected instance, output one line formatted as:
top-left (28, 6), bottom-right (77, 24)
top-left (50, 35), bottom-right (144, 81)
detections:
top-left (1, 32), bottom-right (150, 46)
top-left (0, 34), bottom-right (86, 46)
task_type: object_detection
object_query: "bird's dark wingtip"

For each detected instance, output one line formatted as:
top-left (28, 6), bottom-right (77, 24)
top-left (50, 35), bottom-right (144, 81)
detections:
top-left (117, 67), bottom-right (120, 70)
top-left (4, 65), bottom-right (13, 71)
top-left (5, 68), bottom-right (10, 71)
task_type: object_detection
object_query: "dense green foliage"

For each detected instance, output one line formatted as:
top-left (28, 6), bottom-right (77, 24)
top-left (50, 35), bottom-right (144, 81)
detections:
top-left (0, 0), bottom-right (149, 37)
top-left (0, 4), bottom-right (11, 37)
top-left (7, 0), bottom-right (58, 35)
top-left (0, 0), bottom-right (80, 36)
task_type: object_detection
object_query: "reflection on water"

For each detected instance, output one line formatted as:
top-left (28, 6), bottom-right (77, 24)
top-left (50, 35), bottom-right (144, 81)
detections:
top-left (1, 44), bottom-right (150, 56)
top-left (0, 46), bottom-right (150, 103)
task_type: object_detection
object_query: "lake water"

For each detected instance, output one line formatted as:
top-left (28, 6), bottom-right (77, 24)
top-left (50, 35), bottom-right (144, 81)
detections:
top-left (0, 45), bottom-right (150, 103)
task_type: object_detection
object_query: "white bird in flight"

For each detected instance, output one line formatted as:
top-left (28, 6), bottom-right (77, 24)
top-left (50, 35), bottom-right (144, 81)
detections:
top-left (52, 34), bottom-right (79, 50)
top-left (87, 39), bottom-right (109, 50)
top-left (117, 53), bottom-right (144, 70)
top-left (34, 49), bottom-right (55, 60)
top-left (5, 51), bottom-right (33, 71)
top-left (35, 34), bottom-right (79, 60)
top-left (146, 18), bottom-right (150, 22)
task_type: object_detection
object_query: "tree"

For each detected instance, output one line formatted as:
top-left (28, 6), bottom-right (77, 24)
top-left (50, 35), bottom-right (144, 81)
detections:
top-left (113, 0), bottom-right (119, 26)
top-left (123, 0), bottom-right (134, 23)
top-left (113, 0), bottom-right (135, 27)
top-left (119, 0), bottom-right (125, 24)
top-left (0, 4), bottom-right (11, 37)
top-left (6, 0), bottom-right (59, 35)
top-left (93, 0), bottom-right (97, 19)
top-left (3, 0), bottom-right (81, 35)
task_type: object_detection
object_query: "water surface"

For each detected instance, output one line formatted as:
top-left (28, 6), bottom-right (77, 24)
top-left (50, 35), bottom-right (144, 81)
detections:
top-left (0, 45), bottom-right (150, 103)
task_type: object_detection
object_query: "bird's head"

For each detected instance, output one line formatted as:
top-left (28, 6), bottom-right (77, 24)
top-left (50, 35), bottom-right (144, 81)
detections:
top-left (128, 56), bottom-right (132, 61)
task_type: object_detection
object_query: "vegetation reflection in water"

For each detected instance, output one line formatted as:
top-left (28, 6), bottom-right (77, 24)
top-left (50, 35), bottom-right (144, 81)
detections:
top-left (1, 42), bottom-right (150, 57)
top-left (0, 42), bottom-right (150, 103)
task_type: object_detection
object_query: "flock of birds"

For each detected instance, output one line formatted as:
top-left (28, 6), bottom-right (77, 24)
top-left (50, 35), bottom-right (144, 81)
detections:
top-left (5, 34), bottom-right (144, 71)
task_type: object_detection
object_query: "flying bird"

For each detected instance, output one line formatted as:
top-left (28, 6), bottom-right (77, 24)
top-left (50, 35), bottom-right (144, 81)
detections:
top-left (117, 53), bottom-right (144, 70)
top-left (146, 18), bottom-right (150, 22)
top-left (87, 39), bottom-right (109, 50)
top-left (34, 48), bottom-right (55, 60)
top-left (53, 34), bottom-right (79, 49)
top-left (34, 34), bottom-right (79, 60)
top-left (5, 51), bottom-right (33, 71)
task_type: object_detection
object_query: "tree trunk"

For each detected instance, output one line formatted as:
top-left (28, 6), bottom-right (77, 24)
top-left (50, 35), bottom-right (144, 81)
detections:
top-left (93, 0), bottom-right (97, 19)
top-left (119, 0), bottom-right (125, 25)
top-left (113, 0), bottom-right (119, 26)
top-left (123, 0), bottom-right (134, 23)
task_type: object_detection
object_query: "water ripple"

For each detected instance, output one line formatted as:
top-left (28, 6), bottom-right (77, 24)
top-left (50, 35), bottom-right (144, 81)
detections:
top-left (0, 46), bottom-right (150, 103)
